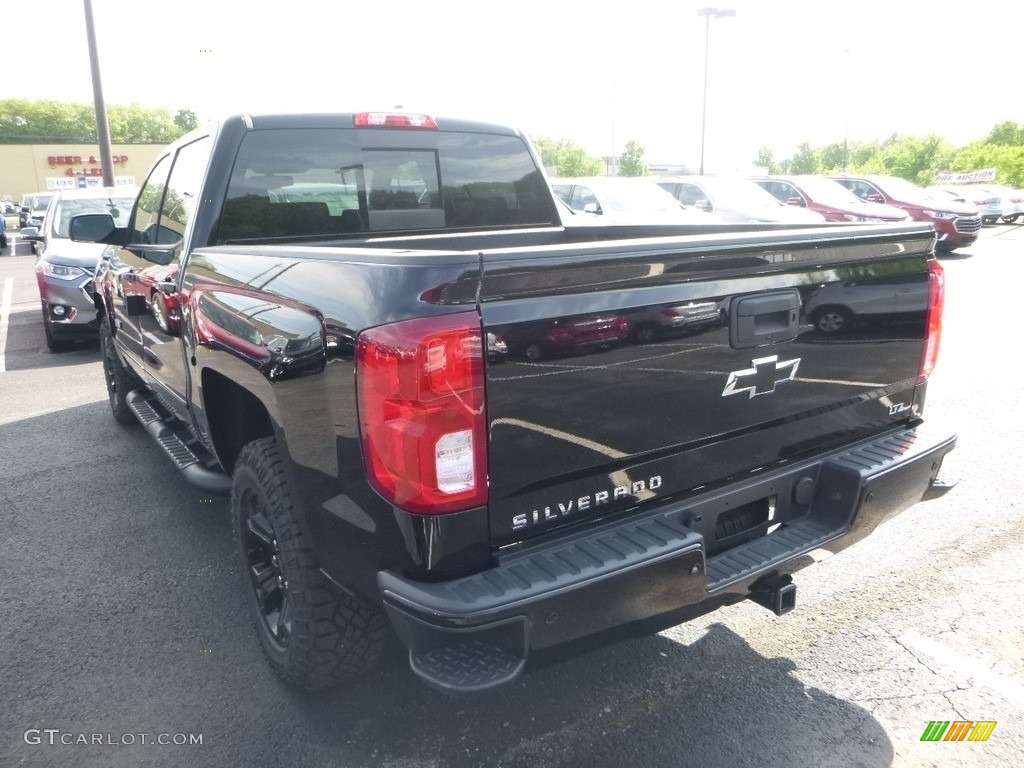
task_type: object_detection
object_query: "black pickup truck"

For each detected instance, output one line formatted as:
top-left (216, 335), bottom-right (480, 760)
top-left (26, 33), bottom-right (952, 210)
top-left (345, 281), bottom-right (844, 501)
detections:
top-left (71, 112), bottom-right (956, 694)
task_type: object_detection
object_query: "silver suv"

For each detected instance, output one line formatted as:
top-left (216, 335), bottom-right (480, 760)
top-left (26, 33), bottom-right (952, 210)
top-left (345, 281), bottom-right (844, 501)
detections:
top-left (30, 186), bottom-right (138, 351)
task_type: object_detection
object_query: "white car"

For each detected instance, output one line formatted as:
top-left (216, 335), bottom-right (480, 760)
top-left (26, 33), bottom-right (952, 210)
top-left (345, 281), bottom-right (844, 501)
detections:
top-left (803, 273), bottom-right (929, 334)
top-left (979, 185), bottom-right (1024, 223)
top-left (657, 176), bottom-right (827, 224)
top-left (929, 186), bottom-right (1002, 225)
top-left (549, 177), bottom-right (715, 224)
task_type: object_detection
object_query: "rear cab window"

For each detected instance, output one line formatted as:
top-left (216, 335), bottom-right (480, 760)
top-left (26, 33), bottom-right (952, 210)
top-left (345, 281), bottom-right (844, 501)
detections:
top-left (215, 124), bottom-right (557, 244)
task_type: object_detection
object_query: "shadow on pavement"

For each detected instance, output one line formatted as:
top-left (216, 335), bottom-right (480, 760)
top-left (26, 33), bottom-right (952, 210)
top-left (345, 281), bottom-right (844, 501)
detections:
top-left (1, 402), bottom-right (893, 768)
top-left (293, 623), bottom-right (894, 768)
top-left (2, 303), bottom-right (100, 372)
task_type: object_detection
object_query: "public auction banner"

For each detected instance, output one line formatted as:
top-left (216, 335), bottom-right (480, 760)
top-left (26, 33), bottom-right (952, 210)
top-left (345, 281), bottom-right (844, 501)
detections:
top-left (932, 168), bottom-right (998, 183)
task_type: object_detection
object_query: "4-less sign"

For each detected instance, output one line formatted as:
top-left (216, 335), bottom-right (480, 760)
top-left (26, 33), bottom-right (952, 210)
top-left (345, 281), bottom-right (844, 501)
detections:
top-left (48, 153), bottom-right (131, 178)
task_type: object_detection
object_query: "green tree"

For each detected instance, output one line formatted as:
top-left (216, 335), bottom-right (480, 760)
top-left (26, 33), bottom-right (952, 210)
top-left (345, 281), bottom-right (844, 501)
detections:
top-left (819, 142), bottom-right (847, 172)
top-left (0, 99), bottom-right (200, 143)
top-left (174, 109), bottom-right (200, 134)
top-left (878, 135), bottom-right (954, 185)
top-left (950, 142), bottom-right (1024, 187)
top-left (618, 139), bottom-right (649, 176)
top-left (532, 136), bottom-right (604, 177)
top-left (984, 121), bottom-right (1024, 146)
top-left (754, 145), bottom-right (778, 174)
top-left (788, 141), bottom-right (820, 174)
top-left (850, 139), bottom-right (883, 168)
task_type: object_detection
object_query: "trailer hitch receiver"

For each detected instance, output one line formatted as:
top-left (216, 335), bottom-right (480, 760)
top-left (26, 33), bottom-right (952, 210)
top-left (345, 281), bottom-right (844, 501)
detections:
top-left (748, 572), bottom-right (796, 616)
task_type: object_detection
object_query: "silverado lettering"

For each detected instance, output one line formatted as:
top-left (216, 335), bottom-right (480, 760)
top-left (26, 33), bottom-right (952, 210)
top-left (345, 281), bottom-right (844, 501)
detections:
top-left (512, 475), bottom-right (665, 530)
top-left (71, 111), bottom-right (956, 695)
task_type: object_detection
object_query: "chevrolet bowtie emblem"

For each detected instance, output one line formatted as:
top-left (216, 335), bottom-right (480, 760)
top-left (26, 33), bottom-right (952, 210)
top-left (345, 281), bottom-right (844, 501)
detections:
top-left (722, 355), bottom-right (801, 398)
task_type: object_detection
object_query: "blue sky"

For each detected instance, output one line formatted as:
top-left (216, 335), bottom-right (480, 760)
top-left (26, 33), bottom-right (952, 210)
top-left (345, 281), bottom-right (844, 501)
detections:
top-left (6, 0), bottom-right (1022, 171)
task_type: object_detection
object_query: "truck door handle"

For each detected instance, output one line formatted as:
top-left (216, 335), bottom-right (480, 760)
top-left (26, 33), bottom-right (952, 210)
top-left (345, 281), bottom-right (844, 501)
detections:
top-left (729, 290), bottom-right (801, 349)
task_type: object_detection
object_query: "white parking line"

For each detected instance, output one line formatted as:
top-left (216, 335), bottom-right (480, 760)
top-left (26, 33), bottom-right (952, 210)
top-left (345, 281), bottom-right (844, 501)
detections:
top-left (899, 630), bottom-right (1024, 705)
top-left (0, 277), bottom-right (13, 373)
top-left (491, 417), bottom-right (628, 459)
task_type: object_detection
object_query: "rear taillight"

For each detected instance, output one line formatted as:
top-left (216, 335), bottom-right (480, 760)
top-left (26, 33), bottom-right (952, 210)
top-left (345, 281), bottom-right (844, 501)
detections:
top-left (919, 259), bottom-right (945, 383)
top-left (356, 312), bottom-right (487, 514)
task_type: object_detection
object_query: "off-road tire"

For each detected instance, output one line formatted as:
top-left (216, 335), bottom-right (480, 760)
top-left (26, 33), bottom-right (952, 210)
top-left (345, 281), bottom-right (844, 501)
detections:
top-left (100, 320), bottom-right (138, 425)
top-left (232, 437), bottom-right (387, 691)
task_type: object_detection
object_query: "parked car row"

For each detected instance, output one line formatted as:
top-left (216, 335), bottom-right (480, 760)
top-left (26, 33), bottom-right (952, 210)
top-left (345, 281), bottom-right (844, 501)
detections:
top-left (548, 172), bottom-right (1012, 256)
top-left (15, 169), bottom-right (1020, 357)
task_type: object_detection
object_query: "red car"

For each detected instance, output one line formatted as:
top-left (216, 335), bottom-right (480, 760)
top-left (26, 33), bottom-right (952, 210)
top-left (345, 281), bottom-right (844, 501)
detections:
top-left (751, 175), bottom-right (910, 224)
top-left (831, 174), bottom-right (982, 252)
top-left (504, 313), bottom-right (630, 360)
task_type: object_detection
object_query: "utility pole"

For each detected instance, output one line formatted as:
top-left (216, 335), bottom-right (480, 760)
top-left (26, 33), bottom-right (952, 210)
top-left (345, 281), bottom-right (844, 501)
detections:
top-left (696, 7), bottom-right (736, 176)
top-left (83, 0), bottom-right (115, 187)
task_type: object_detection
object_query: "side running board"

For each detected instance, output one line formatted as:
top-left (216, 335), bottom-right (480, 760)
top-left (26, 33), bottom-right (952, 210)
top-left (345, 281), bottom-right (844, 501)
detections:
top-left (126, 389), bottom-right (231, 495)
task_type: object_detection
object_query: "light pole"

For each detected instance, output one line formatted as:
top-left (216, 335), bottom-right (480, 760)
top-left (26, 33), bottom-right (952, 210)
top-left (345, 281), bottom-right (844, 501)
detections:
top-left (696, 6), bottom-right (735, 176)
top-left (841, 48), bottom-right (851, 172)
top-left (83, 0), bottom-right (114, 187)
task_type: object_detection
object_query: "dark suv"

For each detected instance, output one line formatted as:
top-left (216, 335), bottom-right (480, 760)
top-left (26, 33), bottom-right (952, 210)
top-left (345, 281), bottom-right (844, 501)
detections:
top-left (830, 174), bottom-right (981, 252)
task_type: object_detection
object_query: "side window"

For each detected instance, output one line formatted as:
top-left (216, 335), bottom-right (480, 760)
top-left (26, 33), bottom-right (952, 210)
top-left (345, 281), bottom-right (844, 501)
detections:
top-left (159, 136), bottom-right (212, 252)
top-left (862, 183), bottom-right (883, 202)
top-left (762, 182), bottom-right (787, 204)
top-left (550, 185), bottom-right (571, 204)
top-left (778, 183), bottom-right (800, 203)
top-left (677, 183), bottom-right (703, 207)
top-left (570, 186), bottom-right (600, 212)
top-left (844, 180), bottom-right (865, 199)
top-left (131, 154), bottom-right (173, 245)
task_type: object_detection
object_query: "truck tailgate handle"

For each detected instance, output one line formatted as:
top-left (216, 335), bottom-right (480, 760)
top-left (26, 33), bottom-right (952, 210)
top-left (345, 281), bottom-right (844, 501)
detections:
top-left (730, 290), bottom-right (801, 349)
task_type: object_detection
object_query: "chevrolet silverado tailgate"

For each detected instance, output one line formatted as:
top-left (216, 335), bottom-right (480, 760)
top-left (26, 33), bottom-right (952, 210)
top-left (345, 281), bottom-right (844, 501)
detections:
top-left (480, 223), bottom-right (939, 547)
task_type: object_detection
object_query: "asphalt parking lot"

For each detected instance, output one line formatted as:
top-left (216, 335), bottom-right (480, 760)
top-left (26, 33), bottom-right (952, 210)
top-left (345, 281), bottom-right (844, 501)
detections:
top-left (1, 223), bottom-right (1022, 768)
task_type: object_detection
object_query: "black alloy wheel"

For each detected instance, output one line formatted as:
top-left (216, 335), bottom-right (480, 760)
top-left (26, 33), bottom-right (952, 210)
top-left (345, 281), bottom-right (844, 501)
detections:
top-left (241, 492), bottom-right (292, 648)
top-left (232, 437), bottom-right (387, 691)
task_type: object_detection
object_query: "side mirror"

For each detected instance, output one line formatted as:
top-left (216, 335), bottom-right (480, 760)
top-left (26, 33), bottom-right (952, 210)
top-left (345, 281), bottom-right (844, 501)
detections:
top-left (695, 198), bottom-right (713, 212)
top-left (865, 193), bottom-right (884, 204)
top-left (20, 226), bottom-right (42, 241)
top-left (583, 202), bottom-right (600, 214)
top-left (139, 245), bottom-right (178, 266)
top-left (785, 196), bottom-right (806, 207)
